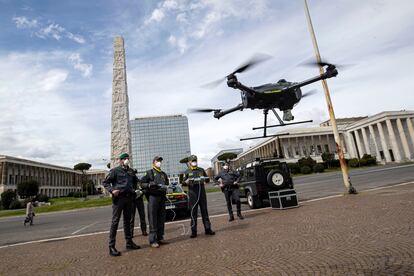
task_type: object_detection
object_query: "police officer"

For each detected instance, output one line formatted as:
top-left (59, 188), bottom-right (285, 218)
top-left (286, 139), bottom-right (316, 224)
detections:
top-left (130, 171), bottom-right (148, 237)
top-left (141, 156), bottom-right (169, 248)
top-left (103, 153), bottom-right (140, 257)
top-left (183, 155), bottom-right (215, 238)
top-left (215, 163), bottom-right (244, 221)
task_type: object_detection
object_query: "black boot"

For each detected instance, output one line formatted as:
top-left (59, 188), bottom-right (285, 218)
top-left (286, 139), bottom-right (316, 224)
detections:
top-left (126, 240), bottom-right (141, 250)
top-left (237, 212), bottom-right (244, 220)
top-left (109, 246), bottom-right (121, 257)
top-left (190, 231), bottom-right (197, 238)
top-left (229, 213), bottom-right (235, 222)
top-left (205, 229), bottom-right (215, 235)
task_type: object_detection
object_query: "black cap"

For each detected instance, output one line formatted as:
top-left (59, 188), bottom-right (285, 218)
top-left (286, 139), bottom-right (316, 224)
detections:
top-left (188, 155), bottom-right (197, 162)
top-left (153, 156), bottom-right (163, 162)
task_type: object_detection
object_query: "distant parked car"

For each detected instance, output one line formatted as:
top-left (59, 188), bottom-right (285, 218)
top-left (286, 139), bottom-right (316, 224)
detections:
top-left (165, 183), bottom-right (189, 218)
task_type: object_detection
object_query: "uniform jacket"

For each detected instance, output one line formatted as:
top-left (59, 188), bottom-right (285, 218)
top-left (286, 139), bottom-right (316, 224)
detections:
top-left (215, 169), bottom-right (241, 190)
top-left (103, 165), bottom-right (137, 194)
top-left (183, 167), bottom-right (210, 188)
top-left (140, 168), bottom-right (169, 196)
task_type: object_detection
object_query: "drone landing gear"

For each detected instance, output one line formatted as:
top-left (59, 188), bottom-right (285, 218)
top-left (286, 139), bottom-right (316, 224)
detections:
top-left (239, 109), bottom-right (313, 141)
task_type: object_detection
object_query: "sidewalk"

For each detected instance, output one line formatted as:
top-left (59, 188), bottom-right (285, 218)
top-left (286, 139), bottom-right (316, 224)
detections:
top-left (0, 183), bottom-right (413, 275)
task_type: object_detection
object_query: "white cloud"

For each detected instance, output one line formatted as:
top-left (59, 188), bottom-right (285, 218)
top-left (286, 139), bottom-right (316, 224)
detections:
top-left (36, 23), bottom-right (65, 40)
top-left (68, 53), bottom-right (93, 77)
top-left (66, 32), bottom-right (86, 44)
top-left (145, 8), bottom-right (165, 25)
top-left (12, 16), bottom-right (38, 29)
top-left (37, 69), bottom-right (68, 91)
top-left (0, 51), bottom-right (110, 167)
top-left (12, 16), bottom-right (85, 44)
top-left (167, 35), bottom-right (187, 53)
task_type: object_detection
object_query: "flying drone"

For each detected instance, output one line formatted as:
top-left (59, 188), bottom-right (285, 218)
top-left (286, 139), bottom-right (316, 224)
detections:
top-left (189, 55), bottom-right (339, 141)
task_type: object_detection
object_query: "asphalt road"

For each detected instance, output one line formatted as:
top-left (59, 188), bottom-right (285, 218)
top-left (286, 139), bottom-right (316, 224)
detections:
top-left (1, 164), bottom-right (413, 247)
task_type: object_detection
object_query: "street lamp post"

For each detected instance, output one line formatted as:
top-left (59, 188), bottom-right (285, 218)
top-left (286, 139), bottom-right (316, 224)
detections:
top-left (303, 0), bottom-right (356, 194)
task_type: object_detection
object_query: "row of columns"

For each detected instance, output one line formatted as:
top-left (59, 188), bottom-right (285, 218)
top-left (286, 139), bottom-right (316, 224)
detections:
top-left (348, 118), bottom-right (414, 162)
top-left (280, 134), bottom-right (337, 159)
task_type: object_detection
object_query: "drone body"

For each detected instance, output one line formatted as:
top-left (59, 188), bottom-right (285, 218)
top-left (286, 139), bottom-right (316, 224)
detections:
top-left (227, 78), bottom-right (303, 121)
top-left (191, 56), bottom-right (339, 140)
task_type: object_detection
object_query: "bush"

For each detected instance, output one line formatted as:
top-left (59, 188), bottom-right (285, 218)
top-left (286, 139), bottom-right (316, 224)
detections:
top-left (9, 199), bottom-right (23, 209)
top-left (313, 163), bottom-right (325, 173)
top-left (300, 165), bottom-right (312, 174)
top-left (1, 190), bottom-right (17, 209)
top-left (361, 154), bottom-right (377, 166)
top-left (36, 194), bottom-right (49, 202)
top-left (328, 159), bottom-right (341, 168)
top-left (72, 191), bottom-right (88, 198)
top-left (348, 158), bottom-right (360, 168)
top-left (359, 158), bottom-right (368, 166)
top-left (298, 157), bottom-right (316, 169)
top-left (67, 192), bottom-right (74, 197)
top-left (287, 163), bottom-right (301, 174)
top-left (17, 180), bottom-right (39, 199)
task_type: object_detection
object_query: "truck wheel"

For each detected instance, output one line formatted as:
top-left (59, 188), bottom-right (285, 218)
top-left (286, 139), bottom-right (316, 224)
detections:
top-left (267, 169), bottom-right (287, 190)
top-left (247, 191), bottom-right (261, 209)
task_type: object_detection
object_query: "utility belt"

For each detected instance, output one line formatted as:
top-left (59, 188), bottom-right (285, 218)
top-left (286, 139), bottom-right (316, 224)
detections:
top-left (118, 190), bottom-right (135, 197)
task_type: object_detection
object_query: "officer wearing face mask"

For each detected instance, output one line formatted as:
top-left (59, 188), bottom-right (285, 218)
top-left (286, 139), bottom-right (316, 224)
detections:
top-left (140, 156), bottom-right (169, 248)
top-left (103, 153), bottom-right (141, 257)
top-left (182, 155), bottom-right (215, 238)
top-left (215, 162), bottom-right (243, 221)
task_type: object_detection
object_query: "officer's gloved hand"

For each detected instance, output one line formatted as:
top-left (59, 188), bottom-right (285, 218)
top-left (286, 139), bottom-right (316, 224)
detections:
top-left (148, 182), bottom-right (157, 189)
top-left (135, 189), bottom-right (144, 198)
top-left (158, 184), bottom-right (168, 192)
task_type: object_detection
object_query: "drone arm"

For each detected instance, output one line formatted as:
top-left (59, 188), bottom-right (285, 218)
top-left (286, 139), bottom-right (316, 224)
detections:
top-left (227, 75), bottom-right (257, 94)
top-left (285, 67), bottom-right (338, 90)
top-left (214, 104), bottom-right (244, 119)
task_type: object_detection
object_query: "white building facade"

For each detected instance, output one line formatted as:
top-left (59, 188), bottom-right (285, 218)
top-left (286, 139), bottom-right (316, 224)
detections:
top-left (0, 155), bottom-right (108, 197)
top-left (232, 111), bottom-right (414, 167)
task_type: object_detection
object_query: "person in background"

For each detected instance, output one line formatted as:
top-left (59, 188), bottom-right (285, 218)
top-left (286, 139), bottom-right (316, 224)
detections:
top-left (215, 162), bottom-right (244, 221)
top-left (24, 199), bottom-right (35, 226)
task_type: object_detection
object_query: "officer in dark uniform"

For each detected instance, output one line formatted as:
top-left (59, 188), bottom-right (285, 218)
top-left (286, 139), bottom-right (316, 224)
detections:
top-left (140, 156), bottom-right (169, 248)
top-left (130, 170), bottom-right (148, 237)
top-left (103, 153), bottom-right (141, 257)
top-left (215, 163), bottom-right (244, 221)
top-left (183, 155), bottom-right (215, 238)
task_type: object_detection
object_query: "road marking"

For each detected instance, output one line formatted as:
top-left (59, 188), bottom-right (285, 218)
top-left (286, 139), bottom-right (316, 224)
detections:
top-left (71, 222), bottom-right (99, 235)
top-left (1, 181), bottom-right (413, 250)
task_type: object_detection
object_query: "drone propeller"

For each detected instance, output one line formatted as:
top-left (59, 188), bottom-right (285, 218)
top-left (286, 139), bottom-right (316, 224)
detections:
top-left (201, 53), bottom-right (272, 89)
top-left (300, 58), bottom-right (353, 70)
top-left (187, 108), bottom-right (220, 113)
top-left (301, 89), bottom-right (318, 99)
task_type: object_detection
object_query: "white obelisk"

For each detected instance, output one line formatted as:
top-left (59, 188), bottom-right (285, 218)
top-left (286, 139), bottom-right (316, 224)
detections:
top-left (110, 36), bottom-right (133, 168)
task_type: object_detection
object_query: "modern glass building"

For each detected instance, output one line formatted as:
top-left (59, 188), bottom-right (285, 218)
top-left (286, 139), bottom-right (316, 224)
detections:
top-left (130, 115), bottom-right (191, 182)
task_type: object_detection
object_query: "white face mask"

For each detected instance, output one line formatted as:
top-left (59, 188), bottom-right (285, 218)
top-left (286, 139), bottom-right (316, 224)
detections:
top-left (123, 159), bottom-right (130, 166)
top-left (154, 161), bottom-right (161, 168)
top-left (223, 166), bottom-right (229, 170)
top-left (190, 161), bottom-right (197, 167)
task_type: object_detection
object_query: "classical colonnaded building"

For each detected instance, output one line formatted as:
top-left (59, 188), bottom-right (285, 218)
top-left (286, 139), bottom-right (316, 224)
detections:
top-left (0, 155), bottom-right (107, 197)
top-left (229, 110), bottom-right (414, 168)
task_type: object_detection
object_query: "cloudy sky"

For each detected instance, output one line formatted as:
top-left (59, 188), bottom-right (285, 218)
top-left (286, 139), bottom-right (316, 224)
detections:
top-left (1, 0), bottom-right (413, 169)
